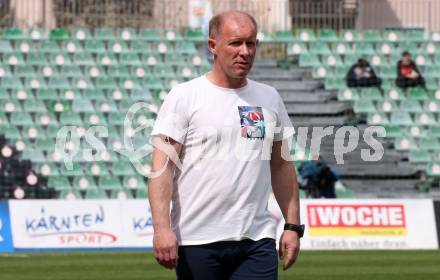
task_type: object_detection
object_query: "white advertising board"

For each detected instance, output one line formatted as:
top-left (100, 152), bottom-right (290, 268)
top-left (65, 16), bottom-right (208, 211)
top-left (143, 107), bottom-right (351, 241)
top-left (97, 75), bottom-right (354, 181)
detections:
top-left (8, 198), bottom-right (439, 250)
top-left (269, 198), bottom-right (439, 250)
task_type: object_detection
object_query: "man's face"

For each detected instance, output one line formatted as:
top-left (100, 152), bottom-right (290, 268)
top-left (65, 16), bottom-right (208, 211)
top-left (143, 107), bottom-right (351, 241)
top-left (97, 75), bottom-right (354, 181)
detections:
top-left (210, 17), bottom-right (258, 79)
top-left (402, 54), bottom-right (411, 65)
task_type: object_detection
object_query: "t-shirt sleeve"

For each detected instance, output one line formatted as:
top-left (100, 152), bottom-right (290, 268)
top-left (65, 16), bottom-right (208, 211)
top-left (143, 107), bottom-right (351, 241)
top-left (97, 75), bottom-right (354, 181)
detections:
top-left (151, 86), bottom-right (189, 144)
top-left (273, 92), bottom-right (295, 142)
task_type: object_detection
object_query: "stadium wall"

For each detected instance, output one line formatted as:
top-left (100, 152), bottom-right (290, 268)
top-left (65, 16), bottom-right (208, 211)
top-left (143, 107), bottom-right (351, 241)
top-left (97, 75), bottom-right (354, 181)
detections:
top-left (0, 198), bottom-right (439, 253)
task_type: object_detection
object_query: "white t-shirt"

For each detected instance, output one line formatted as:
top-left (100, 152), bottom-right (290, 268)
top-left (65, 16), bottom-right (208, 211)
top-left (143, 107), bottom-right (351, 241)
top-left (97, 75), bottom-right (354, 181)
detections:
top-left (151, 75), bottom-right (295, 245)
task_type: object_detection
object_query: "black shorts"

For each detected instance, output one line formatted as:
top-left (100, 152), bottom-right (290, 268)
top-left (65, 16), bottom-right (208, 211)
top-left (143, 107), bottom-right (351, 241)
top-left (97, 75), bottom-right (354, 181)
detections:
top-left (176, 238), bottom-right (278, 280)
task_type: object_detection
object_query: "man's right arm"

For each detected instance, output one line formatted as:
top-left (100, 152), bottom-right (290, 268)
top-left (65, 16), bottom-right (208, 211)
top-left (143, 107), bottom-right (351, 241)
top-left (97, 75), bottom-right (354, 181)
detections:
top-left (148, 135), bottom-right (182, 270)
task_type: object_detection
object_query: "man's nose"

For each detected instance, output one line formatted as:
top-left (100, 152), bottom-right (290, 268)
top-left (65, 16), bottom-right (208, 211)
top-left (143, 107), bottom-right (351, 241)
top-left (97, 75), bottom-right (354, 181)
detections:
top-left (239, 42), bottom-right (250, 56)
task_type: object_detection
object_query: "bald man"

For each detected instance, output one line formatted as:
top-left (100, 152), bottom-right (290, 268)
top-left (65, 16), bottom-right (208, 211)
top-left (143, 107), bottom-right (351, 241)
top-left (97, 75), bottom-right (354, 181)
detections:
top-left (149, 11), bottom-right (302, 279)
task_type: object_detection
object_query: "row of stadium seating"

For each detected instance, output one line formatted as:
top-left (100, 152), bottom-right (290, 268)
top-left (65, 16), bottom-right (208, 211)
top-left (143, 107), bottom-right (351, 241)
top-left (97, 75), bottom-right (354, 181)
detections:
top-left (4, 27), bottom-right (440, 44)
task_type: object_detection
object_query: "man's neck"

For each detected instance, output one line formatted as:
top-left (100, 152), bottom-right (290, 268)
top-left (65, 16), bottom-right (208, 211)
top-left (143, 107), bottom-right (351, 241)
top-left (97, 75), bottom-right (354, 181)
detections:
top-left (206, 67), bottom-right (247, 89)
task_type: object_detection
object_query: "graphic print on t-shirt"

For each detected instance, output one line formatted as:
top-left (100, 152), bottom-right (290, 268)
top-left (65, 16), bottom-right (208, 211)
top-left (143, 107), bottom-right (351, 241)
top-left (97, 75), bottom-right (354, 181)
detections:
top-left (238, 106), bottom-right (265, 139)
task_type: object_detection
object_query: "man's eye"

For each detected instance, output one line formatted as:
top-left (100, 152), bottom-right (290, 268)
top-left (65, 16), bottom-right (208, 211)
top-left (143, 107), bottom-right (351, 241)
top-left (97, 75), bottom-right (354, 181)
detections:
top-left (230, 41), bottom-right (241, 46)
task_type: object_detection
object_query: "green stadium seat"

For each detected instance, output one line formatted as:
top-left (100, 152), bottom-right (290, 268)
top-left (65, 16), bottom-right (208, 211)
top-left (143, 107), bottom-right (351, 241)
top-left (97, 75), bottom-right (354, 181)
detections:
top-left (84, 112), bottom-right (107, 126)
top-left (136, 188), bottom-right (148, 198)
top-left (85, 188), bottom-right (108, 199)
top-left (400, 99), bottom-right (422, 112)
top-left (287, 42), bottom-right (308, 55)
top-left (48, 76), bottom-right (71, 90)
top-left (4, 53), bottom-right (25, 65)
top-left (378, 100), bottom-right (398, 113)
top-left (72, 98), bottom-right (95, 113)
top-left (425, 78), bottom-right (437, 91)
top-left (61, 40), bottom-right (84, 54)
top-left (415, 112), bottom-right (437, 126)
top-left (111, 161), bottom-right (135, 176)
top-left (340, 30), bottom-right (360, 42)
top-left (334, 66), bottom-right (349, 79)
top-left (50, 53), bottom-right (72, 66)
top-left (14, 65), bottom-right (36, 77)
top-left (122, 175), bottom-right (147, 190)
top-left (175, 41), bottom-right (197, 55)
top-left (73, 53), bottom-right (95, 66)
top-left (71, 28), bottom-right (92, 41)
top-left (29, 28), bottom-right (48, 40)
top-left (83, 162), bottom-right (109, 176)
top-left (72, 176), bottom-right (98, 191)
top-left (333, 42), bottom-right (354, 55)
top-left (399, 42), bottom-right (418, 53)
top-left (309, 42), bottom-right (332, 55)
top-left (117, 28), bottom-right (137, 41)
top-left (138, 28), bottom-right (161, 41)
top-left (407, 125), bottom-right (428, 138)
top-left (109, 41), bottom-right (129, 54)
top-left (185, 28), bottom-right (206, 42)
top-left (427, 162), bottom-right (440, 177)
top-left (423, 65), bottom-right (440, 78)
top-left (274, 30), bottom-right (295, 43)
top-left (24, 99), bottom-right (46, 113)
top-left (48, 176), bottom-right (71, 190)
top-left (97, 53), bottom-right (118, 66)
top-left (337, 88), bottom-right (359, 101)
top-left (60, 65), bottom-right (83, 78)
top-left (10, 111), bottom-right (33, 126)
top-left (96, 100), bottom-right (118, 113)
top-left (299, 53), bottom-right (320, 67)
top-left (110, 189), bottom-right (133, 199)
top-left (94, 28), bottom-right (115, 41)
top-left (312, 66), bottom-right (330, 79)
top-left (129, 40), bottom-right (152, 55)
top-left (353, 42), bottom-right (376, 55)
top-left (391, 111), bottom-right (413, 126)
top-left (406, 30), bottom-right (426, 42)
top-left (0, 40), bottom-right (14, 54)
top-left (384, 30), bottom-right (403, 43)
top-left (409, 150), bottom-right (431, 163)
top-left (379, 65), bottom-right (397, 79)
top-left (50, 28), bottom-right (69, 41)
top-left (60, 162), bottom-right (84, 176)
top-left (1, 99), bottom-right (22, 112)
top-left (322, 54), bottom-right (343, 67)
top-left (3, 27), bottom-right (25, 40)
top-left (429, 126), bottom-right (440, 138)
top-left (382, 124), bottom-right (402, 138)
top-left (362, 30), bottom-right (382, 42)
top-left (25, 77), bottom-right (47, 90)
top-left (257, 31), bottom-right (273, 43)
top-left (84, 40), bottom-right (107, 54)
top-left (343, 53), bottom-right (359, 66)
top-left (423, 100), bottom-right (439, 113)
top-left (318, 29), bottom-right (338, 42)
top-left (60, 111), bottom-right (83, 126)
top-left (107, 65), bottom-right (131, 78)
top-left (98, 175), bottom-right (122, 190)
top-left (394, 135), bottom-right (417, 150)
top-left (95, 77), bottom-right (118, 90)
top-left (119, 53), bottom-right (141, 66)
top-left (324, 77), bottom-right (345, 90)
top-left (296, 29), bottom-right (316, 42)
top-left (45, 125), bottom-right (62, 138)
top-left (419, 137), bottom-right (440, 150)
top-left (34, 138), bottom-right (56, 151)
top-left (407, 87), bottom-right (429, 101)
top-left (376, 42), bottom-right (397, 56)
top-left (360, 88), bottom-right (383, 100)
top-left (354, 100), bottom-right (376, 114)
top-left (163, 29), bottom-right (183, 41)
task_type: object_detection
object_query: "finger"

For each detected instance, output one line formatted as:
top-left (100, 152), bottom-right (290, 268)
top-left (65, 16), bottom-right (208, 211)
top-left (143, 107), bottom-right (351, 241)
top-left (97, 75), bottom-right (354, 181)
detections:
top-left (278, 241), bottom-right (285, 259)
top-left (283, 247), bottom-right (295, 270)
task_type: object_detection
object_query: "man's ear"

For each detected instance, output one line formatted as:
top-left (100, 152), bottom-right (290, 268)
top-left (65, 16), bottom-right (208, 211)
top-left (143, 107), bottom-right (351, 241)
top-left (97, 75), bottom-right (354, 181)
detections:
top-left (208, 38), bottom-right (216, 55)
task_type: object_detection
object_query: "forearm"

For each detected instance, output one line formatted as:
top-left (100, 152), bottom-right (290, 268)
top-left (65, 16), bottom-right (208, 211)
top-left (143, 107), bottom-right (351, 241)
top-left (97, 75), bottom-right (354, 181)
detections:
top-left (148, 173), bottom-right (173, 231)
top-left (271, 161), bottom-right (300, 224)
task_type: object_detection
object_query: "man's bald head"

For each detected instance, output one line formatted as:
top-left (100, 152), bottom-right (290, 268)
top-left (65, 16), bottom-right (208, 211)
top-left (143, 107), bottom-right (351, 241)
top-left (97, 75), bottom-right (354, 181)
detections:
top-left (209, 11), bottom-right (258, 39)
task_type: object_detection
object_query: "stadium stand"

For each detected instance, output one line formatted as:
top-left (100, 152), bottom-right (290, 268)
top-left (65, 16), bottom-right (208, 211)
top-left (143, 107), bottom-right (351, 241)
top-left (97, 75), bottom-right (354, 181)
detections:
top-left (0, 26), bottom-right (439, 199)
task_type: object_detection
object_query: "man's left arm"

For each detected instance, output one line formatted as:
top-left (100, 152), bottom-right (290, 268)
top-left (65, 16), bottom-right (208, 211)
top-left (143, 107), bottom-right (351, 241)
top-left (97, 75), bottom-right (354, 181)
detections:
top-left (270, 139), bottom-right (301, 271)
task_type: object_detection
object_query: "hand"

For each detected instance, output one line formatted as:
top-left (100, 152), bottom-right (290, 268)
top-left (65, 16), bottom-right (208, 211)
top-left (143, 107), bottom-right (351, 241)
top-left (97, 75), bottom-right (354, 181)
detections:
top-left (153, 228), bottom-right (179, 269)
top-left (278, 230), bottom-right (300, 270)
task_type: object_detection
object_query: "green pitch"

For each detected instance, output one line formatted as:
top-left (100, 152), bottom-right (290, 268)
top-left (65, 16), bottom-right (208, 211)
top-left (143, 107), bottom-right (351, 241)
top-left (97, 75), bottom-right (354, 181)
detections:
top-left (1, 250), bottom-right (439, 280)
